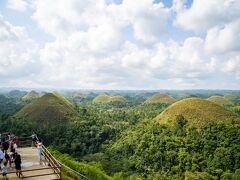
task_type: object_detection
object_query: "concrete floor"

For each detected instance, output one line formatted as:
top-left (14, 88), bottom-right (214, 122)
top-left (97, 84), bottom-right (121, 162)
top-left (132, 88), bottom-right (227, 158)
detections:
top-left (1, 147), bottom-right (59, 180)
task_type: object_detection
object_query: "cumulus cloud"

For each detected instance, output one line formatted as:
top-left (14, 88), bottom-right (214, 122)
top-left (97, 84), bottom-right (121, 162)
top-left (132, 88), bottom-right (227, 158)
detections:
top-left (0, 16), bottom-right (41, 86)
top-left (205, 20), bottom-right (240, 54)
top-left (174, 0), bottom-right (240, 32)
top-left (0, 0), bottom-right (239, 89)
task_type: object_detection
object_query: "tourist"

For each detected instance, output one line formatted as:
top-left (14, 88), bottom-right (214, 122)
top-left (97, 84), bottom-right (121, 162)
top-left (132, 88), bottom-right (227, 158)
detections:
top-left (31, 132), bottom-right (37, 148)
top-left (0, 149), bottom-right (4, 164)
top-left (36, 139), bottom-right (43, 163)
top-left (14, 153), bottom-right (23, 178)
top-left (2, 162), bottom-right (7, 180)
top-left (5, 152), bottom-right (11, 167)
top-left (2, 138), bottom-right (9, 153)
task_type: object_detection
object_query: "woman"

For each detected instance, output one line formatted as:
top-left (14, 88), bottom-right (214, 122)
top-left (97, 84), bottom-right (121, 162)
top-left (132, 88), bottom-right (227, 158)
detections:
top-left (36, 139), bottom-right (43, 163)
top-left (14, 152), bottom-right (23, 178)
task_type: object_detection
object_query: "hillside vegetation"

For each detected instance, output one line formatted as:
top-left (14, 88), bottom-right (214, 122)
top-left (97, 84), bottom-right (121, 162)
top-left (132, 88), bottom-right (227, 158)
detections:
top-left (21, 90), bottom-right (40, 101)
top-left (207, 95), bottom-right (232, 106)
top-left (145, 93), bottom-right (177, 104)
top-left (156, 98), bottom-right (238, 127)
top-left (224, 93), bottom-right (240, 105)
top-left (92, 93), bottom-right (126, 103)
top-left (16, 92), bottom-right (74, 125)
top-left (1, 90), bottom-right (240, 179)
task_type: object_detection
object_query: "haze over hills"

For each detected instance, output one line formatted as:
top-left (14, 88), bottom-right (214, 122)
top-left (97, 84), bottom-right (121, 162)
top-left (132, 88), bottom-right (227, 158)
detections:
top-left (144, 93), bottom-right (177, 104)
top-left (92, 93), bottom-right (126, 103)
top-left (156, 98), bottom-right (239, 128)
top-left (16, 92), bottom-right (75, 125)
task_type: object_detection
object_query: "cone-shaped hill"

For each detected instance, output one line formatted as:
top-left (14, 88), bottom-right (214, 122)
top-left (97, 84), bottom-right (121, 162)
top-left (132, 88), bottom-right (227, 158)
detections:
top-left (207, 96), bottom-right (232, 106)
top-left (92, 93), bottom-right (126, 103)
top-left (145, 93), bottom-right (177, 104)
top-left (155, 98), bottom-right (239, 128)
top-left (21, 90), bottom-right (40, 101)
top-left (16, 92), bottom-right (75, 125)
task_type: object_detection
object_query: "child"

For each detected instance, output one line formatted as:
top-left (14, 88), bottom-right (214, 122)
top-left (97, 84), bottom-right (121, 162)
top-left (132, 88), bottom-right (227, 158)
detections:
top-left (14, 153), bottom-right (23, 178)
top-left (2, 162), bottom-right (7, 180)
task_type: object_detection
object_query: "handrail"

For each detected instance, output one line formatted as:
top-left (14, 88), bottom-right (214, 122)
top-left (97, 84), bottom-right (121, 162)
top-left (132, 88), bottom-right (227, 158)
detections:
top-left (42, 145), bottom-right (61, 179)
top-left (43, 146), bottom-right (89, 180)
top-left (56, 160), bottom-right (89, 180)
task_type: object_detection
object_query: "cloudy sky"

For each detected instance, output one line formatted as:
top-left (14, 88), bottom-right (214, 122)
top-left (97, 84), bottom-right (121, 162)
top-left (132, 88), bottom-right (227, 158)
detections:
top-left (0, 0), bottom-right (239, 89)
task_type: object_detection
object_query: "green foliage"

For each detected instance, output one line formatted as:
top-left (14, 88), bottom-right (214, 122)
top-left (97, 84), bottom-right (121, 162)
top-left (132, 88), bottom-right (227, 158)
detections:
top-left (107, 120), bottom-right (240, 179)
top-left (49, 148), bottom-right (111, 180)
top-left (1, 91), bottom-right (240, 180)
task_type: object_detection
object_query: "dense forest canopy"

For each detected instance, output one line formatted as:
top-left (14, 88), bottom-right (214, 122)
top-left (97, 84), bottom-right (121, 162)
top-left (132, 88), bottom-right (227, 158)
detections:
top-left (0, 89), bottom-right (240, 179)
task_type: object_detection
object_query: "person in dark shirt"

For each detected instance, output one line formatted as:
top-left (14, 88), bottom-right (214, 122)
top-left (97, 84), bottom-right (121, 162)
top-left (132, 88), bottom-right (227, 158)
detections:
top-left (2, 138), bottom-right (9, 153)
top-left (14, 153), bottom-right (23, 178)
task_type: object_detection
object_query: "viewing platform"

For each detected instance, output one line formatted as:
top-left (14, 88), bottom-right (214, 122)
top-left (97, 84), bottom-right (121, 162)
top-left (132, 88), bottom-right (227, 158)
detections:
top-left (1, 136), bottom-right (61, 180)
top-left (5, 147), bottom-right (60, 179)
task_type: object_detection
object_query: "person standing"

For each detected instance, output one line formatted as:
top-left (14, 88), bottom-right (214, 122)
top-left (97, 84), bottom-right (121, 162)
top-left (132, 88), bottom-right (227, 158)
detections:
top-left (2, 138), bottom-right (9, 153)
top-left (14, 153), bottom-right (23, 178)
top-left (31, 132), bottom-right (37, 148)
top-left (36, 139), bottom-right (43, 164)
top-left (0, 149), bottom-right (4, 164)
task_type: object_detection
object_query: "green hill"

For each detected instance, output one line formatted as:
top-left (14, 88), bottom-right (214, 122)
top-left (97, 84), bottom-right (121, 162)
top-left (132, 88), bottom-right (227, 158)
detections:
top-left (207, 96), bottom-right (232, 106)
top-left (92, 93), bottom-right (126, 103)
top-left (155, 98), bottom-right (239, 128)
top-left (224, 93), bottom-right (240, 105)
top-left (145, 93), bottom-right (177, 104)
top-left (16, 93), bottom-right (75, 125)
top-left (21, 90), bottom-right (40, 101)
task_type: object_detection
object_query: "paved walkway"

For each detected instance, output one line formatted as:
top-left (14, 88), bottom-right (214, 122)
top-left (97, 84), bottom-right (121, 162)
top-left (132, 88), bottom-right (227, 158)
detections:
top-left (2, 147), bottom-right (59, 180)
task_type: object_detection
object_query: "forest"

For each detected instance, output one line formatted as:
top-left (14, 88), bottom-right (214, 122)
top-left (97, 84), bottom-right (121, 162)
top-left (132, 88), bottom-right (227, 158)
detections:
top-left (0, 90), bottom-right (240, 179)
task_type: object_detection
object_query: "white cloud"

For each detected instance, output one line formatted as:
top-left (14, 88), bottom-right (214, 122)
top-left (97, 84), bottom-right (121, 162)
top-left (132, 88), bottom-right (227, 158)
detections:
top-left (0, 16), bottom-right (40, 85)
top-left (174, 0), bottom-right (240, 32)
top-left (0, 0), bottom-right (239, 89)
top-left (7, 0), bottom-right (30, 11)
top-left (205, 20), bottom-right (240, 54)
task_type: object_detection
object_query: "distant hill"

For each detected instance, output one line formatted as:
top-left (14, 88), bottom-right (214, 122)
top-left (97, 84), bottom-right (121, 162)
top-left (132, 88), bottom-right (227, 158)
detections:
top-left (16, 92), bottom-right (75, 125)
top-left (207, 96), bottom-right (232, 106)
top-left (145, 93), bottom-right (177, 104)
top-left (92, 93), bottom-right (126, 103)
top-left (224, 93), bottom-right (240, 105)
top-left (155, 98), bottom-right (239, 128)
top-left (8, 90), bottom-right (27, 99)
top-left (21, 90), bottom-right (40, 101)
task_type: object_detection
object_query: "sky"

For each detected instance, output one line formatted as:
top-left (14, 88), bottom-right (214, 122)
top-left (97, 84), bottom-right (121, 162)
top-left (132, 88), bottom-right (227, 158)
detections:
top-left (0, 0), bottom-right (240, 90)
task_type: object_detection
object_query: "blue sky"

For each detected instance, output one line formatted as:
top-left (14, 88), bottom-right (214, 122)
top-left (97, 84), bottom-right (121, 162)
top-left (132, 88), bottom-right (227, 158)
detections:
top-left (0, 0), bottom-right (239, 89)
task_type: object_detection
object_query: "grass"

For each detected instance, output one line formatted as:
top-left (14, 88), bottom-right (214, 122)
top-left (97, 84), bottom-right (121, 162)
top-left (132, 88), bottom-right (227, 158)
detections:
top-left (156, 98), bottom-right (239, 128)
top-left (145, 93), bottom-right (177, 104)
top-left (92, 93), bottom-right (126, 103)
top-left (16, 93), bottom-right (75, 124)
top-left (207, 96), bottom-right (232, 106)
top-left (21, 90), bottom-right (40, 100)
